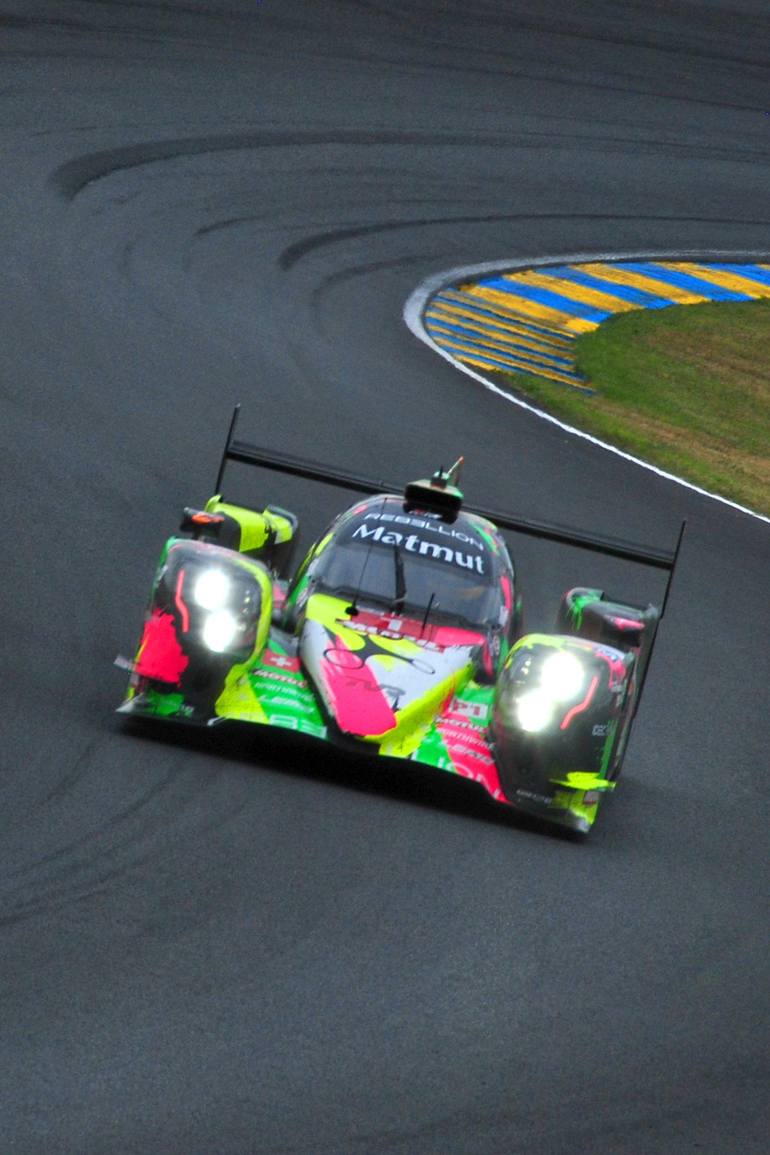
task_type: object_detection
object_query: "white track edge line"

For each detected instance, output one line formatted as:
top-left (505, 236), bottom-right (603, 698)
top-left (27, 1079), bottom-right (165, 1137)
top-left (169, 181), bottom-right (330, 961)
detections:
top-left (403, 248), bottom-right (770, 527)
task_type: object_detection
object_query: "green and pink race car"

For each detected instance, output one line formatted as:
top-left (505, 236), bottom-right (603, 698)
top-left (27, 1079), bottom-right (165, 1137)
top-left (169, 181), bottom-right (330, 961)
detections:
top-left (118, 408), bottom-right (683, 834)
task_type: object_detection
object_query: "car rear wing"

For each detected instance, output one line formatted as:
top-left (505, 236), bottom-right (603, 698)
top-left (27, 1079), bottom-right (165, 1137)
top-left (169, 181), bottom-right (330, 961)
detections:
top-left (216, 403), bottom-right (683, 593)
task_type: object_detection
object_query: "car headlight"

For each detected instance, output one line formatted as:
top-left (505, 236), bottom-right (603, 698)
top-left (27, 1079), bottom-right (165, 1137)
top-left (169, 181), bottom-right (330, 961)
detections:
top-left (193, 569), bottom-right (231, 611)
top-left (514, 688), bottom-right (555, 733)
top-left (202, 609), bottom-right (239, 652)
top-left (502, 651), bottom-right (588, 733)
top-left (539, 651), bottom-right (585, 701)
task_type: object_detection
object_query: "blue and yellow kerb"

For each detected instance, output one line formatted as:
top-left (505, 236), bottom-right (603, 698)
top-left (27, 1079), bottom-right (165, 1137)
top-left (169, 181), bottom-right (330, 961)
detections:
top-left (424, 261), bottom-right (770, 390)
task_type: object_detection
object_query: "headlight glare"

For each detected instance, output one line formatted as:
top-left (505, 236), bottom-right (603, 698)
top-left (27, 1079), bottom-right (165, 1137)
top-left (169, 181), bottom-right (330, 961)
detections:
top-left (540, 651), bottom-right (585, 701)
top-left (202, 609), bottom-right (238, 652)
top-left (194, 569), bottom-right (231, 611)
top-left (514, 689), bottom-right (554, 733)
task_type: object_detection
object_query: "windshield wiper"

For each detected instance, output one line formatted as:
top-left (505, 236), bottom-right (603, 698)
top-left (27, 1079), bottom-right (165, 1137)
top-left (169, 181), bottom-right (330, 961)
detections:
top-left (391, 542), bottom-right (407, 612)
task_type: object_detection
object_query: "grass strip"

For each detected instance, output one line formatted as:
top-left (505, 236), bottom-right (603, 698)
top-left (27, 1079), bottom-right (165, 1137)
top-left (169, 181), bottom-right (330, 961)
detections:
top-left (489, 298), bottom-right (770, 516)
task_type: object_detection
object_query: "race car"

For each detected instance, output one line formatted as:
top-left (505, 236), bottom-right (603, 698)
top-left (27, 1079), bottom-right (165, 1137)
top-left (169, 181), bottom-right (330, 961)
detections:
top-left (117, 408), bottom-right (683, 834)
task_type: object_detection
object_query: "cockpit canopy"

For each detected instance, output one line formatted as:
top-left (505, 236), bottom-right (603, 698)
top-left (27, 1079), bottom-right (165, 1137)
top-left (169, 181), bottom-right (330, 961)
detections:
top-left (310, 496), bottom-right (512, 629)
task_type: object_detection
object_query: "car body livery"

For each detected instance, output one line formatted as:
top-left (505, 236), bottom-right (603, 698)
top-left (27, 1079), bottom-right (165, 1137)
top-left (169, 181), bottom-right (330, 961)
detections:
top-left (118, 409), bottom-right (682, 834)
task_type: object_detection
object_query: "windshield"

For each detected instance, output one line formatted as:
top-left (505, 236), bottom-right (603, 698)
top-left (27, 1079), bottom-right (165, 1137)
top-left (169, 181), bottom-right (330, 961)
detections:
top-left (312, 539), bottom-right (500, 627)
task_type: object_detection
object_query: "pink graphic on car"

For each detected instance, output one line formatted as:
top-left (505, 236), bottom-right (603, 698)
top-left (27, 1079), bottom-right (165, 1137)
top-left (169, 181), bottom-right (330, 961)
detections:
top-left (319, 635), bottom-right (398, 736)
top-left (135, 609), bottom-right (189, 684)
top-left (301, 596), bottom-right (485, 740)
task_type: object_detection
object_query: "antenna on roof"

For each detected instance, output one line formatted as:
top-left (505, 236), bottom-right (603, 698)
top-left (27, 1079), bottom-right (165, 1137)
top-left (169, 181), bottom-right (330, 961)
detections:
top-left (406, 455), bottom-right (465, 523)
top-left (446, 455), bottom-right (464, 488)
top-left (430, 455), bottom-right (464, 490)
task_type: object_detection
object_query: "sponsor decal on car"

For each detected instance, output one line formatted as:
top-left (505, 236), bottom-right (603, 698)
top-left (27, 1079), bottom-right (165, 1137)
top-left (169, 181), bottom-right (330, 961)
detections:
top-left (255, 669), bottom-right (304, 688)
top-left (351, 524), bottom-right (486, 573)
top-left (448, 695), bottom-right (489, 722)
top-left (362, 511), bottom-right (485, 549)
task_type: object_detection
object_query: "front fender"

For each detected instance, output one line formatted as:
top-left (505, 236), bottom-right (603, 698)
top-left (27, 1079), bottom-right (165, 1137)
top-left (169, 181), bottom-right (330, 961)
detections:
top-left (124, 538), bottom-right (273, 718)
top-left (491, 634), bottom-right (633, 830)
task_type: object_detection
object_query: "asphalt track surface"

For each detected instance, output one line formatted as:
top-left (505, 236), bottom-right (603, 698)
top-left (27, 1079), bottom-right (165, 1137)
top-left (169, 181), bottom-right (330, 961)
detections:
top-left (2, 3), bottom-right (769, 1153)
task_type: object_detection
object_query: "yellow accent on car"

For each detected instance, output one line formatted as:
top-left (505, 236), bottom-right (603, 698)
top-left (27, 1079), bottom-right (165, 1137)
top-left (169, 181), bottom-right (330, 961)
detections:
top-left (551, 789), bottom-right (600, 826)
top-left (203, 497), bottom-right (294, 552)
top-left (375, 668), bottom-right (467, 754)
top-left (550, 771), bottom-right (616, 792)
top-left (216, 668), bottom-right (269, 723)
top-left (305, 593), bottom-right (368, 649)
